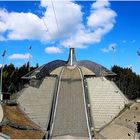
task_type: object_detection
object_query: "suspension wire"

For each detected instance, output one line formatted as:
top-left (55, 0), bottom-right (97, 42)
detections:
top-left (37, 0), bottom-right (53, 38)
top-left (50, 0), bottom-right (60, 34)
top-left (40, 0), bottom-right (60, 40)
top-left (42, 17), bottom-right (53, 38)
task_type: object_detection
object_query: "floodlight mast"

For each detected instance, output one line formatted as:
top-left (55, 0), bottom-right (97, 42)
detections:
top-left (137, 51), bottom-right (140, 74)
top-left (112, 45), bottom-right (115, 66)
top-left (28, 46), bottom-right (32, 72)
top-left (0, 50), bottom-right (6, 101)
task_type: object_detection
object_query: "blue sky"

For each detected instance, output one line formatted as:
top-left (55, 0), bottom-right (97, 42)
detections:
top-left (0, 0), bottom-right (140, 74)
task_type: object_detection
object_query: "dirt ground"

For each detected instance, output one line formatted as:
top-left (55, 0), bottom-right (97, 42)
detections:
top-left (1, 105), bottom-right (45, 139)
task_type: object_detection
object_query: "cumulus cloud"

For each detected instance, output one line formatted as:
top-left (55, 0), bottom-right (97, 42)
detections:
top-left (8, 53), bottom-right (32, 60)
top-left (0, 8), bottom-right (50, 41)
top-left (0, 1), bottom-right (82, 42)
top-left (45, 46), bottom-right (62, 54)
top-left (61, 0), bottom-right (117, 48)
top-left (0, 0), bottom-right (117, 50)
top-left (92, 0), bottom-right (110, 9)
top-left (41, 0), bottom-right (83, 39)
top-left (87, 1), bottom-right (115, 29)
top-left (101, 43), bottom-right (116, 53)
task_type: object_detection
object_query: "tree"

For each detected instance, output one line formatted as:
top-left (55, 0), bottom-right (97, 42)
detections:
top-left (2, 63), bottom-right (37, 94)
top-left (112, 65), bottom-right (140, 100)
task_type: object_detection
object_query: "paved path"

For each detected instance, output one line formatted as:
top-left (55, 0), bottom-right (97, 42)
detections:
top-left (51, 67), bottom-right (89, 138)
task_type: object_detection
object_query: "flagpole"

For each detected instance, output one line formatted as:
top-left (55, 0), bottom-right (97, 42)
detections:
top-left (0, 50), bottom-right (6, 101)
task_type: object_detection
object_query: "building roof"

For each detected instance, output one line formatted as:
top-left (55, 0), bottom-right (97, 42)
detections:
top-left (22, 60), bottom-right (66, 79)
top-left (78, 60), bottom-right (116, 76)
top-left (22, 48), bottom-right (116, 79)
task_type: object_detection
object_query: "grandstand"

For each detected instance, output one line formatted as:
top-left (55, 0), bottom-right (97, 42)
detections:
top-left (87, 77), bottom-right (128, 130)
top-left (18, 77), bottom-right (57, 130)
top-left (16, 48), bottom-right (132, 139)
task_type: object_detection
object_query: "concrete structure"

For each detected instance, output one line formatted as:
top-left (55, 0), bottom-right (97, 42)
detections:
top-left (0, 105), bottom-right (3, 123)
top-left (100, 124), bottom-right (134, 139)
top-left (50, 67), bottom-right (90, 138)
top-left (18, 48), bottom-right (129, 139)
top-left (67, 48), bottom-right (77, 66)
top-left (18, 77), bottom-right (57, 130)
top-left (87, 77), bottom-right (128, 130)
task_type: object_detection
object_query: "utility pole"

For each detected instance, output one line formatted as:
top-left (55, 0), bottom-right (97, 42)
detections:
top-left (0, 50), bottom-right (6, 101)
top-left (28, 45), bottom-right (32, 72)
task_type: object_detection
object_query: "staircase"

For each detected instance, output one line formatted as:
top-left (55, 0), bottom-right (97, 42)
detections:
top-left (87, 77), bottom-right (128, 130)
top-left (18, 77), bottom-right (57, 130)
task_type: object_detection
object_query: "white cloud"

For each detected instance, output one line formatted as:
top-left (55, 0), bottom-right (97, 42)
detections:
top-left (8, 53), bottom-right (32, 60)
top-left (0, 0), bottom-right (117, 50)
top-left (61, 0), bottom-right (117, 48)
top-left (45, 46), bottom-right (62, 54)
top-left (0, 1), bottom-right (82, 42)
top-left (61, 29), bottom-right (102, 48)
top-left (101, 43), bottom-right (116, 53)
top-left (87, 0), bottom-right (116, 35)
top-left (41, 0), bottom-right (82, 39)
top-left (92, 0), bottom-right (110, 9)
top-left (0, 9), bottom-right (49, 41)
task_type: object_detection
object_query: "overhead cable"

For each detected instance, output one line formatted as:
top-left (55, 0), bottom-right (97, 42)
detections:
top-left (50, 0), bottom-right (60, 33)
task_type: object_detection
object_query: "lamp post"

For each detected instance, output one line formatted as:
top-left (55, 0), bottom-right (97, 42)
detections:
top-left (137, 51), bottom-right (140, 74)
top-left (0, 50), bottom-right (6, 101)
top-left (112, 45), bottom-right (115, 67)
top-left (28, 45), bottom-right (32, 72)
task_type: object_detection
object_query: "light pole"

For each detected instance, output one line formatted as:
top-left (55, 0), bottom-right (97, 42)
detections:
top-left (0, 50), bottom-right (6, 101)
top-left (112, 45), bottom-right (115, 67)
top-left (137, 51), bottom-right (140, 74)
top-left (28, 45), bottom-right (32, 72)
